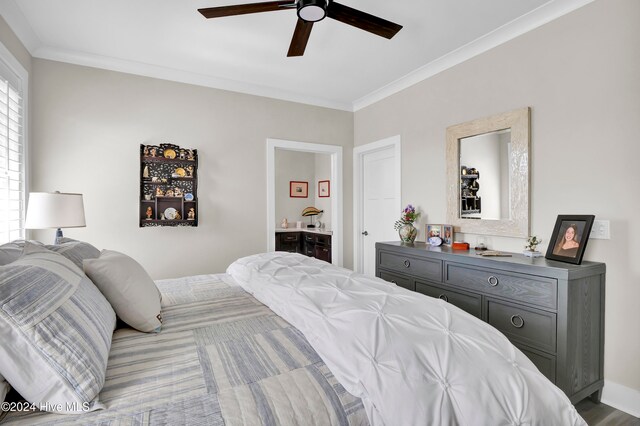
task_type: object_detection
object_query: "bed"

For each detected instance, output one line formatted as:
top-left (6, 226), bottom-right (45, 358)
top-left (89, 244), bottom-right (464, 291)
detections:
top-left (0, 249), bottom-right (586, 425)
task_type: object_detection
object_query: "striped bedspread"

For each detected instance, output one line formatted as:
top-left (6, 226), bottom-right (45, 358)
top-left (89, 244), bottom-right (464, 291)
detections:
top-left (1, 274), bottom-right (368, 425)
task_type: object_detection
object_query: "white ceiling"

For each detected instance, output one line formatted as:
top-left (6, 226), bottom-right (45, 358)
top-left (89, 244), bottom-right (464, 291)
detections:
top-left (1, 0), bottom-right (593, 110)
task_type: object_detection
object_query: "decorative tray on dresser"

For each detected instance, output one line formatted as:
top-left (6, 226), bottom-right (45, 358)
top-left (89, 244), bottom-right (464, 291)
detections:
top-left (375, 241), bottom-right (606, 404)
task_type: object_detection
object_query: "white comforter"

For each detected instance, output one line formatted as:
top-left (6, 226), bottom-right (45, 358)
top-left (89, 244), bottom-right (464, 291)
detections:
top-left (228, 252), bottom-right (586, 426)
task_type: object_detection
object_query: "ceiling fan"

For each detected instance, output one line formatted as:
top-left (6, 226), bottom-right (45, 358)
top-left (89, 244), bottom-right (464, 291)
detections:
top-left (198, 0), bottom-right (403, 57)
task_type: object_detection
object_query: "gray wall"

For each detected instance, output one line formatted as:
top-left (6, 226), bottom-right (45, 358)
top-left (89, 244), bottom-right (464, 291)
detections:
top-left (275, 150), bottom-right (332, 230)
top-left (314, 153), bottom-right (332, 229)
top-left (275, 149), bottom-right (316, 227)
top-left (354, 0), bottom-right (639, 395)
top-left (0, 16), bottom-right (30, 74)
top-left (30, 59), bottom-right (354, 278)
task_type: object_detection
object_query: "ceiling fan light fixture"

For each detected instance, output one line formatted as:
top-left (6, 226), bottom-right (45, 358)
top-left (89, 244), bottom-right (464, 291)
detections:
top-left (297, 0), bottom-right (327, 22)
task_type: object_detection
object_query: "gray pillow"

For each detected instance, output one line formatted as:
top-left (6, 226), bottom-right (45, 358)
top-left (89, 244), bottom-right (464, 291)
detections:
top-left (0, 243), bottom-right (116, 413)
top-left (45, 238), bottom-right (100, 270)
top-left (83, 250), bottom-right (162, 333)
top-left (0, 240), bottom-right (44, 266)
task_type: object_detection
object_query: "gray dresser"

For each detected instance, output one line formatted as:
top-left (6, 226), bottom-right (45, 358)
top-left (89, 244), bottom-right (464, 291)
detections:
top-left (375, 241), bottom-right (605, 404)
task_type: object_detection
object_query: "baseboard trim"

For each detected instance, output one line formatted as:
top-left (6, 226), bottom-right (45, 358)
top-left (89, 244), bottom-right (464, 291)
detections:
top-left (601, 380), bottom-right (640, 418)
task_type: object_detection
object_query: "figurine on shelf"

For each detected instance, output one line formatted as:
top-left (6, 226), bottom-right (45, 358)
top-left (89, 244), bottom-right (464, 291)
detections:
top-left (174, 187), bottom-right (183, 197)
top-left (179, 149), bottom-right (186, 160)
top-left (145, 206), bottom-right (153, 220)
top-left (143, 146), bottom-right (149, 157)
top-left (281, 218), bottom-right (288, 229)
top-left (161, 178), bottom-right (168, 183)
top-left (150, 147), bottom-right (157, 157)
top-left (523, 235), bottom-right (543, 258)
top-left (187, 150), bottom-right (195, 161)
top-left (186, 165), bottom-right (194, 177)
top-left (525, 235), bottom-right (541, 251)
top-left (187, 208), bottom-right (195, 221)
top-left (143, 165), bottom-right (149, 178)
top-left (165, 188), bottom-right (174, 197)
top-left (160, 213), bottom-right (165, 220)
top-left (174, 210), bottom-right (181, 220)
top-left (155, 187), bottom-right (164, 197)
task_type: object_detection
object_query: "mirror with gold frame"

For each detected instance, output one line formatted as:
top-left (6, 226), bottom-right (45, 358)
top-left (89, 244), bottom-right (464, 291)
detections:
top-left (446, 107), bottom-right (530, 238)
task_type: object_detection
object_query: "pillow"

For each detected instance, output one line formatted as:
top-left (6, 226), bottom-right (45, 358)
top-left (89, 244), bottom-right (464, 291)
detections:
top-left (0, 240), bottom-right (44, 266)
top-left (0, 243), bottom-right (116, 413)
top-left (45, 238), bottom-right (100, 270)
top-left (83, 250), bottom-right (162, 333)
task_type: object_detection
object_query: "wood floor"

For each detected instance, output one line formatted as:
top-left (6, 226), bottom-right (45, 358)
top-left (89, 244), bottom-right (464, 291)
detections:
top-left (576, 399), bottom-right (640, 425)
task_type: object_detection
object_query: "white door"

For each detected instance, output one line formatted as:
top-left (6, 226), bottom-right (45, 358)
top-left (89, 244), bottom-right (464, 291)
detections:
top-left (361, 145), bottom-right (399, 276)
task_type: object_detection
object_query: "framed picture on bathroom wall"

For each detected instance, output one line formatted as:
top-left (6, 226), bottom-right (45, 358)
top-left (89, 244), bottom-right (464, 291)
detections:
top-left (318, 180), bottom-right (330, 198)
top-left (290, 181), bottom-right (308, 198)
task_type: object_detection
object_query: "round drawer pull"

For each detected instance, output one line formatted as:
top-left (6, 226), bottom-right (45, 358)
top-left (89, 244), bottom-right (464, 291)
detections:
top-left (403, 260), bottom-right (411, 268)
top-left (390, 280), bottom-right (397, 284)
top-left (510, 315), bottom-right (525, 328)
top-left (438, 294), bottom-right (449, 302)
top-left (487, 276), bottom-right (499, 286)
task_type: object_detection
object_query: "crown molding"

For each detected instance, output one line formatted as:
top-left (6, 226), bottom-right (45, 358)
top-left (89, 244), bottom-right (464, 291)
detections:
top-left (0, 0), bottom-right (41, 52)
top-left (3, 0), bottom-right (595, 113)
top-left (352, 0), bottom-right (596, 111)
top-left (32, 45), bottom-right (353, 111)
top-left (2, 0), bottom-right (350, 110)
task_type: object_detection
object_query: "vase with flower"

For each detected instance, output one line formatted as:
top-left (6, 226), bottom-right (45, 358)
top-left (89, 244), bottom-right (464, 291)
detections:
top-left (394, 204), bottom-right (420, 244)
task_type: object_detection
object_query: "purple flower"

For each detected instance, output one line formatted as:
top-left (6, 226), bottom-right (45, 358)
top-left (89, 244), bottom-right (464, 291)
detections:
top-left (394, 204), bottom-right (421, 230)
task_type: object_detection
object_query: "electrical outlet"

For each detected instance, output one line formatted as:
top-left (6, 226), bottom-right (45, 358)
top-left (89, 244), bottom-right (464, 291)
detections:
top-left (589, 220), bottom-right (610, 240)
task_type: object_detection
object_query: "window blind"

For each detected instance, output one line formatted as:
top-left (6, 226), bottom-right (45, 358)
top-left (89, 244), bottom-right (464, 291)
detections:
top-left (0, 66), bottom-right (24, 243)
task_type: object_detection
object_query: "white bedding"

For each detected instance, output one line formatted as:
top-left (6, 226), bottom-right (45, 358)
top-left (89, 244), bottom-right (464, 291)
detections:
top-left (228, 252), bottom-right (587, 426)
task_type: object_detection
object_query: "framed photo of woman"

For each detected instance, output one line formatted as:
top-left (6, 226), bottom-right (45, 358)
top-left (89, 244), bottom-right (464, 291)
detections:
top-left (545, 215), bottom-right (595, 264)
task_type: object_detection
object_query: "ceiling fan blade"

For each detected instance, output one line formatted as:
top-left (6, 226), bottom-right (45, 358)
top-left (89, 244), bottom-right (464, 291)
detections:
top-left (287, 19), bottom-right (314, 57)
top-left (198, 1), bottom-right (295, 19)
top-left (327, 2), bottom-right (402, 39)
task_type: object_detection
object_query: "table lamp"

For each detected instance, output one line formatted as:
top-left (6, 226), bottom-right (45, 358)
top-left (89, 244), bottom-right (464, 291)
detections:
top-left (25, 191), bottom-right (86, 244)
top-left (301, 206), bottom-right (323, 228)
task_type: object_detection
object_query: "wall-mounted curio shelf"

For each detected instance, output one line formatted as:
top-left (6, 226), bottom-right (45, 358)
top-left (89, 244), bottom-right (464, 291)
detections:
top-left (140, 143), bottom-right (198, 227)
top-left (460, 166), bottom-right (481, 216)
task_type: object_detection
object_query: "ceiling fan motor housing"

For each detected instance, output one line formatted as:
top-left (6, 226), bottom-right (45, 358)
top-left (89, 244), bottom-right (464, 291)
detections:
top-left (297, 0), bottom-right (327, 22)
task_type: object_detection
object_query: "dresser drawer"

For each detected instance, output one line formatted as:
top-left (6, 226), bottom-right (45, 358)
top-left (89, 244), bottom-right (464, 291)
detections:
top-left (281, 233), bottom-right (300, 243)
top-left (515, 344), bottom-right (556, 382)
top-left (415, 281), bottom-right (482, 318)
top-left (304, 233), bottom-right (314, 243)
top-left (487, 299), bottom-right (557, 353)
top-left (445, 263), bottom-right (557, 309)
top-left (379, 271), bottom-right (414, 291)
top-left (379, 251), bottom-right (442, 282)
top-left (315, 234), bottom-right (331, 246)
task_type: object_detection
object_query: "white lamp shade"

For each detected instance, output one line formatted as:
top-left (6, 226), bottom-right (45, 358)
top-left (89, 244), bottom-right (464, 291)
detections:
top-left (25, 192), bottom-right (86, 229)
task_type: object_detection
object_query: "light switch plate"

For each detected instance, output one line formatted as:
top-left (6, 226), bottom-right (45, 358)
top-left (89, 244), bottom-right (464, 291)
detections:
top-left (590, 220), bottom-right (610, 240)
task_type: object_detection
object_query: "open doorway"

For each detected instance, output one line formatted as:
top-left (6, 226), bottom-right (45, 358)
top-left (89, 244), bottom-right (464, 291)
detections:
top-left (266, 139), bottom-right (343, 266)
